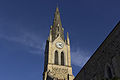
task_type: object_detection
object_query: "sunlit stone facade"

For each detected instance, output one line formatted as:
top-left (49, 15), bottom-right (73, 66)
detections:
top-left (43, 7), bottom-right (74, 80)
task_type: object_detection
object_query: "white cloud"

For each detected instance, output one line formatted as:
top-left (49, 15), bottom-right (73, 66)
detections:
top-left (71, 48), bottom-right (90, 67)
top-left (0, 30), bottom-right (45, 55)
top-left (0, 27), bottom-right (90, 66)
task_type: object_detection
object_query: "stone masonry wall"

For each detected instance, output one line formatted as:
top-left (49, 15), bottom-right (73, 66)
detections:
top-left (74, 21), bottom-right (120, 80)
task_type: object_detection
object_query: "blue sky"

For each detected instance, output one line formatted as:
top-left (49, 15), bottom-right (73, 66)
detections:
top-left (0, 0), bottom-right (120, 80)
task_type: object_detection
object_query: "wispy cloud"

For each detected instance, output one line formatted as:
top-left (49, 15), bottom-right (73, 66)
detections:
top-left (0, 30), bottom-right (45, 55)
top-left (71, 48), bottom-right (90, 67)
top-left (0, 26), bottom-right (90, 66)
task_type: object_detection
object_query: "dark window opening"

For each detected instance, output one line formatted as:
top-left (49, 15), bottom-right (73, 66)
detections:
top-left (54, 51), bottom-right (58, 65)
top-left (57, 34), bottom-right (59, 37)
top-left (58, 27), bottom-right (59, 31)
top-left (107, 66), bottom-right (113, 79)
top-left (61, 52), bottom-right (64, 65)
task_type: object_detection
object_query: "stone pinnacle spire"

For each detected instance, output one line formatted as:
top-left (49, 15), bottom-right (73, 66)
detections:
top-left (67, 32), bottom-right (70, 45)
top-left (53, 6), bottom-right (62, 27)
top-left (50, 6), bottom-right (64, 42)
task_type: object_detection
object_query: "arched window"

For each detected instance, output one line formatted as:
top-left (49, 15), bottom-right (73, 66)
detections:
top-left (54, 51), bottom-right (58, 65)
top-left (105, 63), bottom-right (113, 79)
top-left (57, 34), bottom-right (59, 37)
top-left (58, 27), bottom-right (59, 31)
top-left (61, 52), bottom-right (64, 65)
top-left (107, 65), bottom-right (113, 79)
top-left (112, 55), bottom-right (120, 77)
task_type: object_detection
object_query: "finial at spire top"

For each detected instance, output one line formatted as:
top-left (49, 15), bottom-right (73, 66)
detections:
top-left (56, 4), bottom-right (59, 12)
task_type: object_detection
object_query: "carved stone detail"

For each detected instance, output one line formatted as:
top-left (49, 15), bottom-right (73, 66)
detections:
top-left (48, 67), bottom-right (68, 79)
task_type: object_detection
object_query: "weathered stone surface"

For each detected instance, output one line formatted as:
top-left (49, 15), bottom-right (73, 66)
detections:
top-left (74, 21), bottom-right (120, 80)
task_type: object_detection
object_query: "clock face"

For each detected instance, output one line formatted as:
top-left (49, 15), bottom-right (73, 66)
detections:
top-left (56, 42), bottom-right (64, 49)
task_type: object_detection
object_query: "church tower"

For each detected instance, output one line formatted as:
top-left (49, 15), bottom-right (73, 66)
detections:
top-left (43, 7), bottom-right (74, 80)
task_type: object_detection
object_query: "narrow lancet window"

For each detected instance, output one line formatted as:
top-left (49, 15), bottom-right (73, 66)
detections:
top-left (61, 52), bottom-right (64, 65)
top-left (54, 51), bottom-right (58, 65)
top-left (107, 65), bottom-right (113, 79)
top-left (105, 64), bottom-right (113, 79)
top-left (58, 27), bottom-right (59, 31)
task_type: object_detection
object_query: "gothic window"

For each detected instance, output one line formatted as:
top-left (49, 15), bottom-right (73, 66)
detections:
top-left (107, 65), bottom-right (113, 79)
top-left (61, 52), bottom-right (64, 65)
top-left (58, 27), bottom-right (59, 31)
top-left (112, 55), bottom-right (120, 77)
top-left (105, 63), bottom-right (113, 79)
top-left (57, 34), bottom-right (59, 37)
top-left (54, 51), bottom-right (58, 65)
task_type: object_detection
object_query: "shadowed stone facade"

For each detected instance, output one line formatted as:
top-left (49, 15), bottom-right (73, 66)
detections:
top-left (43, 7), bottom-right (74, 80)
top-left (74, 21), bottom-right (120, 80)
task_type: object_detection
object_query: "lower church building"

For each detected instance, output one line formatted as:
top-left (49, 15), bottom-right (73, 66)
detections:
top-left (74, 21), bottom-right (120, 80)
top-left (43, 6), bottom-right (120, 80)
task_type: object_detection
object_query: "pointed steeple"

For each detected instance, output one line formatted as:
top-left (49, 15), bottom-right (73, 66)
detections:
top-left (49, 6), bottom-right (64, 42)
top-left (53, 6), bottom-right (62, 27)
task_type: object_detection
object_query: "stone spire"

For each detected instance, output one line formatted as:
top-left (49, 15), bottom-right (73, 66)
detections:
top-left (67, 32), bottom-right (70, 45)
top-left (53, 6), bottom-right (62, 27)
top-left (49, 6), bottom-right (64, 42)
